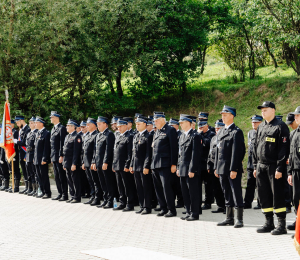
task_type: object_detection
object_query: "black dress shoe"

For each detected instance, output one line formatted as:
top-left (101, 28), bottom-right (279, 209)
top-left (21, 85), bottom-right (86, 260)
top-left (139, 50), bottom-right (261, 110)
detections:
top-left (90, 199), bottom-right (100, 206)
top-left (186, 216), bottom-right (199, 221)
top-left (154, 207), bottom-right (161, 212)
top-left (59, 197), bottom-right (68, 202)
top-left (253, 205), bottom-right (261, 210)
top-left (201, 204), bottom-right (211, 210)
top-left (52, 195), bottom-right (62, 201)
top-left (287, 221), bottom-right (296, 231)
top-left (243, 204), bottom-right (252, 209)
top-left (157, 210), bottom-right (168, 217)
top-left (84, 197), bottom-right (94, 204)
top-left (66, 199), bottom-right (73, 203)
top-left (136, 208), bottom-right (144, 214)
top-left (113, 205), bottom-right (126, 210)
top-left (175, 204), bottom-right (184, 208)
top-left (103, 204), bottom-right (113, 209)
top-left (71, 199), bottom-right (80, 203)
top-left (141, 209), bottom-right (151, 215)
top-left (122, 207), bottom-right (134, 212)
top-left (212, 207), bottom-right (225, 213)
top-left (181, 215), bottom-right (190, 220)
top-left (164, 211), bottom-right (176, 218)
top-left (42, 194), bottom-right (51, 199)
top-left (81, 194), bottom-right (90, 198)
top-left (98, 201), bottom-right (108, 207)
top-left (36, 193), bottom-right (44, 198)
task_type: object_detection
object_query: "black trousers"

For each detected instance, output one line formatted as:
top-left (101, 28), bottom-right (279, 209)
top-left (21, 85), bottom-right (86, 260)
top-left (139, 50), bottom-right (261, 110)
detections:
top-left (97, 168), bottom-right (108, 203)
top-left (89, 167), bottom-right (103, 201)
top-left (283, 168), bottom-right (292, 208)
top-left (212, 172), bottom-right (225, 208)
top-left (256, 163), bottom-right (286, 217)
top-left (80, 168), bottom-right (90, 196)
top-left (85, 167), bottom-right (95, 198)
top-left (20, 160), bottom-right (28, 182)
top-left (181, 175), bottom-right (200, 217)
top-left (26, 162), bottom-right (36, 184)
top-left (66, 168), bottom-right (81, 201)
top-left (134, 171), bottom-right (153, 210)
top-left (9, 160), bottom-right (21, 180)
top-left (35, 164), bottom-right (51, 195)
top-left (0, 161), bottom-right (9, 181)
top-left (219, 172), bottom-right (243, 208)
top-left (116, 170), bottom-right (135, 208)
top-left (103, 167), bottom-right (118, 205)
top-left (292, 170), bottom-right (300, 214)
top-left (152, 167), bottom-right (176, 214)
top-left (173, 174), bottom-right (184, 206)
top-left (53, 161), bottom-right (68, 197)
top-left (115, 170), bottom-right (127, 207)
top-left (200, 169), bottom-right (214, 205)
top-left (244, 169), bottom-right (256, 207)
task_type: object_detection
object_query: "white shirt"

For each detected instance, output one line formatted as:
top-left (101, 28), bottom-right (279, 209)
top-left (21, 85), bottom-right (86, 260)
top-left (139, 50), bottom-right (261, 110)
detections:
top-left (185, 128), bottom-right (192, 136)
top-left (38, 127), bottom-right (45, 133)
top-left (101, 127), bottom-right (108, 134)
top-left (139, 129), bottom-right (147, 136)
top-left (225, 123), bottom-right (234, 130)
top-left (54, 123), bottom-right (60, 129)
top-left (120, 130), bottom-right (128, 136)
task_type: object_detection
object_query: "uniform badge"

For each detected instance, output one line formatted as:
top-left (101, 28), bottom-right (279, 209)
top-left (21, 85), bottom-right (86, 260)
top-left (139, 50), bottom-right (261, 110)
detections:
top-left (283, 137), bottom-right (287, 143)
top-left (77, 139), bottom-right (81, 143)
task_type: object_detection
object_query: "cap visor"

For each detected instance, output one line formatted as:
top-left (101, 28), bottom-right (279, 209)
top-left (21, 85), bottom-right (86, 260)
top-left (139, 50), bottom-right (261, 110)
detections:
top-left (257, 105), bottom-right (268, 109)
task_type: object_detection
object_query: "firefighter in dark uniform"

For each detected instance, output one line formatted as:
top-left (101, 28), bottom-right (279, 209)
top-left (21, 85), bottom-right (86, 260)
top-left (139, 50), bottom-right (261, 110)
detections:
top-left (207, 119), bottom-right (225, 214)
top-left (169, 118), bottom-right (184, 208)
top-left (215, 106), bottom-right (245, 228)
top-left (112, 118), bottom-right (135, 211)
top-left (151, 112), bottom-right (178, 217)
top-left (253, 101), bottom-right (290, 235)
top-left (14, 115), bottom-right (31, 194)
top-left (25, 117), bottom-right (39, 196)
top-left (7, 120), bottom-right (21, 193)
top-left (177, 115), bottom-right (202, 221)
top-left (82, 118), bottom-right (102, 206)
top-left (49, 111), bottom-right (68, 201)
top-left (244, 115), bottom-right (263, 209)
top-left (111, 116), bottom-right (122, 138)
top-left (286, 112), bottom-right (299, 232)
top-left (62, 119), bottom-right (82, 203)
top-left (0, 124), bottom-right (10, 191)
top-left (198, 120), bottom-right (215, 210)
top-left (79, 121), bottom-right (90, 198)
top-left (198, 112), bottom-right (215, 133)
top-left (33, 116), bottom-right (51, 199)
top-left (123, 117), bottom-right (135, 135)
top-left (91, 116), bottom-right (117, 209)
top-left (130, 116), bottom-right (153, 214)
top-left (288, 107), bottom-right (300, 237)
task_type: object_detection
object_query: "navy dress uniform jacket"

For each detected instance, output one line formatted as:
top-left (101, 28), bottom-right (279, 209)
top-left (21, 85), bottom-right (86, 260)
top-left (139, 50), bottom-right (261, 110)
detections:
top-left (112, 131), bottom-right (133, 171)
top-left (16, 124), bottom-right (30, 161)
top-left (214, 124), bottom-right (245, 175)
top-left (33, 128), bottom-right (51, 165)
top-left (62, 131), bottom-right (82, 169)
top-left (151, 124), bottom-right (178, 169)
top-left (50, 123), bottom-right (67, 162)
top-left (26, 129), bottom-right (38, 163)
top-left (83, 131), bottom-right (98, 168)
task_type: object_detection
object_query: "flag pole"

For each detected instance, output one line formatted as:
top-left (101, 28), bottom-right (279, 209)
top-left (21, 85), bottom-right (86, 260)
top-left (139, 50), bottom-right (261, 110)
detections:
top-left (5, 89), bottom-right (14, 193)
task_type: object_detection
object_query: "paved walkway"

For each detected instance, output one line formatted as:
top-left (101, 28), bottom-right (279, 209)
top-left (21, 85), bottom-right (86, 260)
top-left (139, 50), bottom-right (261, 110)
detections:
top-left (0, 180), bottom-right (298, 260)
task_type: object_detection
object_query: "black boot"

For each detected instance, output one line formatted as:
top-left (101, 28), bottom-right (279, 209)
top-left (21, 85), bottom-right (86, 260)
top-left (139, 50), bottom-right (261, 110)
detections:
top-left (0, 180), bottom-right (9, 191)
top-left (287, 220), bottom-right (296, 231)
top-left (19, 181), bottom-right (28, 194)
top-left (234, 208), bottom-right (244, 228)
top-left (9, 180), bottom-right (20, 193)
top-left (217, 207), bottom-right (234, 226)
top-left (271, 217), bottom-right (287, 235)
top-left (257, 214), bottom-right (275, 233)
top-left (25, 182), bottom-right (33, 195)
top-left (28, 183), bottom-right (37, 196)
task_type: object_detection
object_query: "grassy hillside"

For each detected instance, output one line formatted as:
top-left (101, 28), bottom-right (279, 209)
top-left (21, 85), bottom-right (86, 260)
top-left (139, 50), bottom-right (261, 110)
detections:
top-left (137, 61), bottom-right (299, 186)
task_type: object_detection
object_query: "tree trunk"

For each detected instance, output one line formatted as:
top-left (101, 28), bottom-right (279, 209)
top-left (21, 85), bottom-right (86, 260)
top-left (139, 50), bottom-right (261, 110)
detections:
top-left (116, 68), bottom-right (123, 97)
top-left (107, 77), bottom-right (115, 94)
top-left (265, 39), bottom-right (278, 68)
top-left (200, 45), bottom-right (207, 74)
